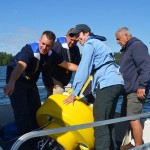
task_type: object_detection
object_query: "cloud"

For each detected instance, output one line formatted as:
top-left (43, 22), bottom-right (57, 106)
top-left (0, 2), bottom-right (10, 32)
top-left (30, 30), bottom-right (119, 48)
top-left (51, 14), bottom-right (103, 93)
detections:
top-left (0, 27), bottom-right (39, 55)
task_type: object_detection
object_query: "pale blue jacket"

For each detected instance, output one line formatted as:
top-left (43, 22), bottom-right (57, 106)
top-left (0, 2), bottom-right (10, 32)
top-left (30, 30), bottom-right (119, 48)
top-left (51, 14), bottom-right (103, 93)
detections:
top-left (72, 36), bottom-right (124, 96)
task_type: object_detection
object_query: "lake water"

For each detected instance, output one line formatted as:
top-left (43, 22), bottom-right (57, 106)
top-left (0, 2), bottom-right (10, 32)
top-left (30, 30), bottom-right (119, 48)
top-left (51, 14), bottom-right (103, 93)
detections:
top-left (0, 66), bottom-right (150, 113)
top-left (0, 66), bottom-right (47, 105)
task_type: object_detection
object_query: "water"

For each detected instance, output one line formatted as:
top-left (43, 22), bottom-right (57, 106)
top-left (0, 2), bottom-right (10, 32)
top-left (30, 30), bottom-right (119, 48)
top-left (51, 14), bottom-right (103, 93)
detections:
top-left (0, 66), bottom-right (47, 105)
top-left (0, 66), bottom-right (150, 113)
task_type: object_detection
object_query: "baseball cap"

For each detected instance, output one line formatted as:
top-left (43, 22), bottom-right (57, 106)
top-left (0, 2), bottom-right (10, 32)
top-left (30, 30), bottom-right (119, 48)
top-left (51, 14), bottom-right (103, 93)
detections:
top-left (69, 24), bottom-right (91, 37)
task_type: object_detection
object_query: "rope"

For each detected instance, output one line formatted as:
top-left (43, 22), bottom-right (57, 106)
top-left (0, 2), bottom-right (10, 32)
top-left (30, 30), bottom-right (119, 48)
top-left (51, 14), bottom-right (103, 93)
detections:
top-left (11, 112), bottom-right (150, 150)
top-left (0, 120), bottom-right (52, 147)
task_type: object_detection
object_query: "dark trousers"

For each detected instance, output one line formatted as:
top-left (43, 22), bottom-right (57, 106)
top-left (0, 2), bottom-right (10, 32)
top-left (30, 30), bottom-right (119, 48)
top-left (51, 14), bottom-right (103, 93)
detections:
top-left (93, 84), bottom-right (123, 150)
top-left (9, 81), bottom-right (41, 149)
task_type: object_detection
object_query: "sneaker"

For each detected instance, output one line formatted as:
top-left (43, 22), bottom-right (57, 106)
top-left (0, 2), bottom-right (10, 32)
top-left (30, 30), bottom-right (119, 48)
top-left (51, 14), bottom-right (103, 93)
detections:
top-left (120, 142), bottom-right (135, 150)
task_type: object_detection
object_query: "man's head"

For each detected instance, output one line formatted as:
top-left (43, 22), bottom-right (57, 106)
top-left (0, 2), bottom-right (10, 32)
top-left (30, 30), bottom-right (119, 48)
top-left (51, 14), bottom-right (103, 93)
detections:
top-left (39, 31), bottom-right (56, 55)
top-left (66, 28), bottom-right (78, 48)
top-left (69, 24), bottom-right (91, 46)
top-left (115, 27), bottom-right (132, 48)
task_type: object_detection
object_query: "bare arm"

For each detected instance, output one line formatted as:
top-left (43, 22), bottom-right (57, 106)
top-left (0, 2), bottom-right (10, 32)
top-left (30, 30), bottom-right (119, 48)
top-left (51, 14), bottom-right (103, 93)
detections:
top-left (4, 61), bottom-right (27, 96)
top-left (58, 60), bottom-right (78, 72)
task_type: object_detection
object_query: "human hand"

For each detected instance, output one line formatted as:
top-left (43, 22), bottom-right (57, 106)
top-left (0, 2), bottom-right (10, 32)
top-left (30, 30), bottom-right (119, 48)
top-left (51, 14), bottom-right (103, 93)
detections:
top-left (63, 94), bottom-right (75, 106)
top-left (137, 88), bottom-right (146, 99)
top-left (4, 81), bottom-right (15, 96)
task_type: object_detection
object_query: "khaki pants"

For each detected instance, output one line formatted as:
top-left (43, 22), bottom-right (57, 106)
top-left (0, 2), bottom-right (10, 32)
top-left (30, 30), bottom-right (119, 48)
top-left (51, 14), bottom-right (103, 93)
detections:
top-left (46, 79), bottom-right (65, 97)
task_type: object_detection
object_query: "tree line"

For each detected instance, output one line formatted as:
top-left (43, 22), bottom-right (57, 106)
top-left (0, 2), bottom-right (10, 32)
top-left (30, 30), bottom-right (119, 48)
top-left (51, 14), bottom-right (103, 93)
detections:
top-left (114, 52), bottom-right (121, 64)
top-left (0, 52), bottom-right (13, 66)
top-left (0, 51), bottom-right (121, 66)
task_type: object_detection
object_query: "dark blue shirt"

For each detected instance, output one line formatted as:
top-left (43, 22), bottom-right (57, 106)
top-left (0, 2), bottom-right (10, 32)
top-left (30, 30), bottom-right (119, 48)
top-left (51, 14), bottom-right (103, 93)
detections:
top-left (44, 37), bottom-right (81, 86)
top-left (119, 37), bottom-right (150, 94)
top-left (7, 44), bottom-right (63, 83)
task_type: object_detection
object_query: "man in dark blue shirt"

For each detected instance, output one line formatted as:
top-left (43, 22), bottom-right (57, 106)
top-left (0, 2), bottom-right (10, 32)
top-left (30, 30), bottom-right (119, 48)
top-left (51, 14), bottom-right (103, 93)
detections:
top-left (115, 27), bottom-right (150, 149)
top-left (43, 28), bottom-right (81, 97)
top-left (4, 31), bottom-right (78, 149)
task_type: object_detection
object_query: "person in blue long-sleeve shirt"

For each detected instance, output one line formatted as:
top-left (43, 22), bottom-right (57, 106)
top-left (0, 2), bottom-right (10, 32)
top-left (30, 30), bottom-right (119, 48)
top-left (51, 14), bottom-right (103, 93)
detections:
top-left (63, 24), bottom-right (124, 150)
top-left (115, 27), bottom-right (150, 149)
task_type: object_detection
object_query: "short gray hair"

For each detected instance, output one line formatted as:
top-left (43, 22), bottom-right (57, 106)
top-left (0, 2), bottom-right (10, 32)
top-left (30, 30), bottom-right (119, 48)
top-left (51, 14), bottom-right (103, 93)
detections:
top-left (116, 27), bottom-right (132, 37)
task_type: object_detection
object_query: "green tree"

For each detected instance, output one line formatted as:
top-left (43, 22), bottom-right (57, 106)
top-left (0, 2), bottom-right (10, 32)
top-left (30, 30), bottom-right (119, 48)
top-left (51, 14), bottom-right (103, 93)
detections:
top-left (0, 52), bottom-right (13, 66)
top-left (114, 52), bottom-right (121, 64)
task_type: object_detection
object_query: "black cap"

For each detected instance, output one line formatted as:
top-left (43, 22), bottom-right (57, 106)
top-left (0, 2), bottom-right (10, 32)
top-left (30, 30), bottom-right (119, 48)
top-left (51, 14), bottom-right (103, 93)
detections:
top-left (69, 24), bottom-right (91, 37)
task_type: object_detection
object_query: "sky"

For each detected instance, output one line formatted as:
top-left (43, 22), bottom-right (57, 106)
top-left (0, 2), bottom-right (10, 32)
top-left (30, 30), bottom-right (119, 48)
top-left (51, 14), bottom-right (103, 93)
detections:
top-left (0, 0), bottom-right (150, 55)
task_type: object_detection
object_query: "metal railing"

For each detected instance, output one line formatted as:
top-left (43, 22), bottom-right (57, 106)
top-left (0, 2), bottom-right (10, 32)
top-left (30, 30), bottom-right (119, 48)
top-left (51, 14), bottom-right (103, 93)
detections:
top-left (11, 112), bottom-right (150, 150)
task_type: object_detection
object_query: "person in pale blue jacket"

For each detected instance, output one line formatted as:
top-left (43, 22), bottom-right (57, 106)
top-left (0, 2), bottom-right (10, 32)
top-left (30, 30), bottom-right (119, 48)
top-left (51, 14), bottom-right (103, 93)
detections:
top-left (63, 24), bottom-right (124, 150)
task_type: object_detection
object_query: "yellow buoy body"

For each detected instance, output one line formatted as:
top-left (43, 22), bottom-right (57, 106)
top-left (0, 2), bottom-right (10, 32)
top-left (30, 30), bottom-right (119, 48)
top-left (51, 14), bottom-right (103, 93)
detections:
top-left (36, 94), bottom-right (94, 150)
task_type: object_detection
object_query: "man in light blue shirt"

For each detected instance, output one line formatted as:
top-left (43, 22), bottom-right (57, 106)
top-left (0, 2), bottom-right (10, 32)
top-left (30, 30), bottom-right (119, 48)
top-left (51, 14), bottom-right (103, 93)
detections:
top-left (63, 24), bottom-right (124, 150)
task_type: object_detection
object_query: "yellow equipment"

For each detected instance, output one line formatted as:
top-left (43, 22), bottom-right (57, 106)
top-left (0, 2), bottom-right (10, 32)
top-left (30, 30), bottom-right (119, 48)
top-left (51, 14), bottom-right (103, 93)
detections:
top-left (36, 76), bottom-right (94, 150)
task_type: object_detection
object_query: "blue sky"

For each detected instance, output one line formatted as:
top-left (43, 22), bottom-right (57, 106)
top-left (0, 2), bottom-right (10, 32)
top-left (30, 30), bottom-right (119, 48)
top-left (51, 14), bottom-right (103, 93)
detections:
top-left (0, 0), bottom-right (150, 55)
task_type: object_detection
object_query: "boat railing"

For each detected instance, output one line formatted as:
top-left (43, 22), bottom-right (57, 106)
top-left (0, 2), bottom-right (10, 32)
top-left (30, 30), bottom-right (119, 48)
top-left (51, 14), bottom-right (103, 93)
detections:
top-left (11, 112), bottom-right (150, 150)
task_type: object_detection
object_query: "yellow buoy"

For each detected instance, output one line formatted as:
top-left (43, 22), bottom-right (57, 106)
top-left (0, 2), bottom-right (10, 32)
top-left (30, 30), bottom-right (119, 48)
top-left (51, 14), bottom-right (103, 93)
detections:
top-left (36, 94), bottom-right (94, 150)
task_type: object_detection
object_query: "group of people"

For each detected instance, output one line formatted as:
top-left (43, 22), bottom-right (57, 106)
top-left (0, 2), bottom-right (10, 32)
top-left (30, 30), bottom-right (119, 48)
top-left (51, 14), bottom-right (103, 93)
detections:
top-left (4, 24), bottom-right (150, 150)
